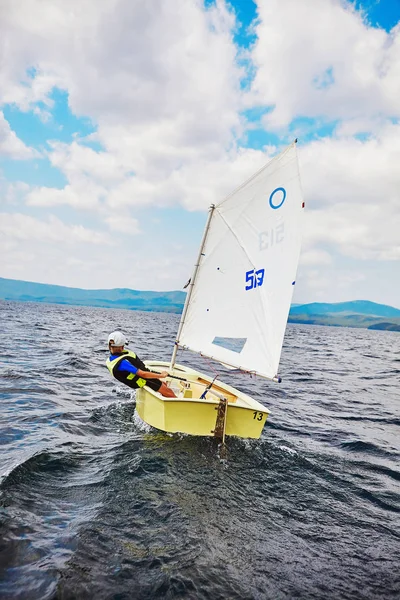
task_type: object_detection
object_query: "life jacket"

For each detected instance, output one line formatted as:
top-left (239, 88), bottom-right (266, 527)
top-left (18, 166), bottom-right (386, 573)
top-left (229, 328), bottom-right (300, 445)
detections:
top-left (106, 349), bottom-right (147, 389)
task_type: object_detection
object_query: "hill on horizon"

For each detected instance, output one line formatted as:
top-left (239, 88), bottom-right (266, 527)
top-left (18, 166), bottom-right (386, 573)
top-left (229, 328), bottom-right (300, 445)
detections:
top-left (288, 300), bottom-right (400, 331)
top-left (289, 300), bottom-right (400, 318)
top-left (0, 277), bottom-right (186, 313)
top-left (0, 277), bottom-right (399, 331)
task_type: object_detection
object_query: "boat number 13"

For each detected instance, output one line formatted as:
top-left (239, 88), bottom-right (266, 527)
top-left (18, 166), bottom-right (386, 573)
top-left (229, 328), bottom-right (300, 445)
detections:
top-left (253, 411), bottom-right (264, 421)
top-left (245, 268), bottom-right (265, 290)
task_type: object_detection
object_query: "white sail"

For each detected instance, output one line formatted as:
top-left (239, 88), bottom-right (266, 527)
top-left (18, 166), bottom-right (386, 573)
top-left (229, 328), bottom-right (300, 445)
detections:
top-left (177, 142), bottom-right (304, 380)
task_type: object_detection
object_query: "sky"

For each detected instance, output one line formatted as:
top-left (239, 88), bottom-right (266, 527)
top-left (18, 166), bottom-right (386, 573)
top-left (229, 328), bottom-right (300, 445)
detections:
top-left (0, 0), bottom-right (399, 307)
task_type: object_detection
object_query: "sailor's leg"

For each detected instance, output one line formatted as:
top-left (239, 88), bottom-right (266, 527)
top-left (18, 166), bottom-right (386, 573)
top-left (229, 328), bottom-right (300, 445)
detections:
top-left (159, 382), bottom-right (176, 398)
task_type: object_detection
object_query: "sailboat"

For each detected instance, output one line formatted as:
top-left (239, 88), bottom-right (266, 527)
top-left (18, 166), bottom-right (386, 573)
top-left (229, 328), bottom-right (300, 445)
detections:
top-left (136, 141), bottom-right (304, 441)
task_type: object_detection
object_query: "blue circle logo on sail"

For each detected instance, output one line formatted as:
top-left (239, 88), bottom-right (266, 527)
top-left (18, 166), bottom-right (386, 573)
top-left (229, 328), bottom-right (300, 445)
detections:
top-left (269, 187), bottom-right (286, 210)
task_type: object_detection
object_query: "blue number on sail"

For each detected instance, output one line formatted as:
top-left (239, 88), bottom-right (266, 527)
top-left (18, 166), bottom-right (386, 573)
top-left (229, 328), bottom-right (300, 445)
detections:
top-left (245, 268), bottom-right (265, 290)
top-left (269, 187), bottom-right (286, 210)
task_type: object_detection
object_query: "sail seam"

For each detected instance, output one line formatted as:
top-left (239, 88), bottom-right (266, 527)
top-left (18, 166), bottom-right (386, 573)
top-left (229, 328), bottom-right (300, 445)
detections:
top-left (215, 208), bottom-right (257, 270)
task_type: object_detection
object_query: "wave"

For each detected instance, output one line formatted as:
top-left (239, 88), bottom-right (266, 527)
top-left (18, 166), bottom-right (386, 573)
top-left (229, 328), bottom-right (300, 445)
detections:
top-left (0, 370), bottom-right (27, 380)
top-left (1, 302), bottom-right (400, 600)
top-left (0, 446), bottom-right (85, 491)
top-left (357, 487), bottom-right (400, 514)
top-left (339, 439), bottom-right (394, 457)
top-left (266, 421), bottom-right (312, 436)
top-left (354, 460), bottom-right (400, 483)
top-left (0, 385), bottom-right (57, 395)
top-left (335, 415), bottom-right (400, 426)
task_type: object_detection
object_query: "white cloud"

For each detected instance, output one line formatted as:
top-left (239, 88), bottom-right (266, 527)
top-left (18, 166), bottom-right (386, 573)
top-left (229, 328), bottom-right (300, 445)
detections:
top-left (0, 180), bottom-right (30, 205)
top-left (0, 111), bottom-right (37, 159)
top-left (0, 213), bottom-right (111, 245)
top-left (0, 0), bottom-right (399, 304)
top-left (102, 145), bottom-right (273, 212)
top-left (250, 0), bottom-right (400, 128)
top-left (0, 212), bottom-right (193, 290)
top-left (304, 203), bottom-right (400, 261)
top-left (300, 248), bottom-right (333, 266)
top-left (298, 123), bottom-right (400, 263)
top-left (26, 184), bottom-right (101, 209)
top-left (105, 215), bottom-right (140, 235)
top-left (0, 0), bottom-right (259, 215)
top-left (47, 141), bottom-right (130, 186)
top-left (295, 266), bottom-right (367, 303)
top-left (300, 122), bottom-right (400, 208)
top-left (0, 0), bottom-right (242, 132)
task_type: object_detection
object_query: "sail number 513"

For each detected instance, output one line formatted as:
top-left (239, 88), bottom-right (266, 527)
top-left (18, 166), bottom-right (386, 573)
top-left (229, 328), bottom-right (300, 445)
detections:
top-left (245, 268), bottom-right (265, 290)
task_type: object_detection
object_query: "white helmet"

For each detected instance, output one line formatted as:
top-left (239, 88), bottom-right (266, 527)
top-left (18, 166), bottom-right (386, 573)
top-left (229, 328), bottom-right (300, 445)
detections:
top-left (108, 331), bottom-right (128, 347)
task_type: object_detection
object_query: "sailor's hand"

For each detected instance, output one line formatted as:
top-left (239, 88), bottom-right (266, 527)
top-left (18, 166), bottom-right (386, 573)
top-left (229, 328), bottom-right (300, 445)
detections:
top-left (159, 371), bottom-right (169, 378)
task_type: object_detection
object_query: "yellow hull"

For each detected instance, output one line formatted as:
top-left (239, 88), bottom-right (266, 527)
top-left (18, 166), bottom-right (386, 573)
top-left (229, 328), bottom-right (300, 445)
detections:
top-left (135, 362), bottom-right (270, 440)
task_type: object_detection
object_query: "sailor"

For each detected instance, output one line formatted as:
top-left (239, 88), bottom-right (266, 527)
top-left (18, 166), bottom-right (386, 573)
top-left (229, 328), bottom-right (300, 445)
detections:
top-left (106, 331), bottom-right (176, 398)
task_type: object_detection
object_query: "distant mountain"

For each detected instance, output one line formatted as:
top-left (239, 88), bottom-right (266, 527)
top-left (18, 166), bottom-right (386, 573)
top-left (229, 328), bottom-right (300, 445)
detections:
top-left (368, 322), bottom-right (400, 332)
top-left (289, 300), bottom-right (400, 318)
top-left (0, 277), bottom-right (186, 313)
top-left (288, 301), bottom-right (400, 331)
top-left (1, 278), bottom-right (399, 332)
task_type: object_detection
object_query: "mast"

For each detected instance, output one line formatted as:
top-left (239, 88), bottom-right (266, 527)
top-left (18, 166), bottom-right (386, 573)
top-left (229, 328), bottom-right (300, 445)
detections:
top-left (170, 204), bottom-right (216, 371)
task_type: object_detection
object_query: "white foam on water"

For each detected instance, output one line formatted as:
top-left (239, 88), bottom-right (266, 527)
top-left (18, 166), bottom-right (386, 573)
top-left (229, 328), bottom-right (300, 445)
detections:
top-left (279, 445), bottom-right (297, 456)
top-left (132, 411), bottom-right (152, 432)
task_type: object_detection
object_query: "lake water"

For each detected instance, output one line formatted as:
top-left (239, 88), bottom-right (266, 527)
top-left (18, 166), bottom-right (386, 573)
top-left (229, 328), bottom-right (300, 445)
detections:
top-left (0, 300), bottom-right (399, 599)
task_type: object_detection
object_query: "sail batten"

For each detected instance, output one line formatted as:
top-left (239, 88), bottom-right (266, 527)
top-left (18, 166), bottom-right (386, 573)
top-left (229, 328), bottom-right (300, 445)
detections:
top-left (177, 142), bottom-right (304, 381)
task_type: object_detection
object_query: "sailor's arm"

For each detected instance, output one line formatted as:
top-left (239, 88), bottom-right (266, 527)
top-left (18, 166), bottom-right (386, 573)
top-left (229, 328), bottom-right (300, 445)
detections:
top-left (118, 359), bottom-right (168, 380)
top-left (136, 369), bottom-right (168, 380)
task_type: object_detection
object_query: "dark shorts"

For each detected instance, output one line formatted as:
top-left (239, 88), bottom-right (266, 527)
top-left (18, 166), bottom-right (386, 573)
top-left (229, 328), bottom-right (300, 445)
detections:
top-left (144, 378), bottom-right (162, 392)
